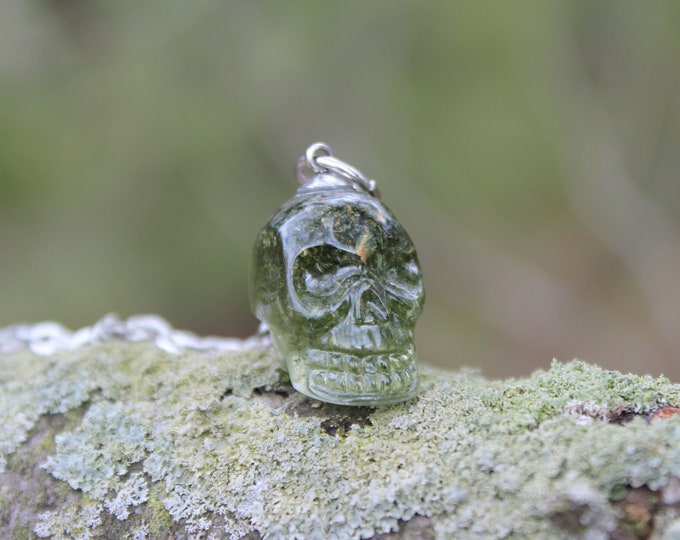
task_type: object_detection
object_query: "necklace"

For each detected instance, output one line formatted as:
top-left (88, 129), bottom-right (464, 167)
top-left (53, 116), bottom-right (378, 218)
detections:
top-left (0, 313), bottom-right (267, 356)
top-left (250, 142), bottom-right (425, 406)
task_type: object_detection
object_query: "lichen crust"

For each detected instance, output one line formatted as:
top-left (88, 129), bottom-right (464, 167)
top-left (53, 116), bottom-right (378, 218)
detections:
top-left (2, 343), bottom-right (680, 539)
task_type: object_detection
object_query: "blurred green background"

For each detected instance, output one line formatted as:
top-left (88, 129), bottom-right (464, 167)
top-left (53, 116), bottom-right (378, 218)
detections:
top-left (2, 1), bottom-right (680, 380)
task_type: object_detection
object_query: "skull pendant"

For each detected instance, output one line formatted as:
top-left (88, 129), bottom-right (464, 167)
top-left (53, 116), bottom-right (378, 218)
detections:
top-left (250, 144), bottom-right (425, 406)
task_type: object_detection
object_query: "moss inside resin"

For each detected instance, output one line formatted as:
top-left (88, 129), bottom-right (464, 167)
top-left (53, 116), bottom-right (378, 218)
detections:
top-left (250, 184), bottom-right (425, 406)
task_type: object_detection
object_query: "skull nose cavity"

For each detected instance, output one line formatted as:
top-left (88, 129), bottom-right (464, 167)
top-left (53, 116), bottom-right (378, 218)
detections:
top-left (351, 283), bottom-right (388, 324)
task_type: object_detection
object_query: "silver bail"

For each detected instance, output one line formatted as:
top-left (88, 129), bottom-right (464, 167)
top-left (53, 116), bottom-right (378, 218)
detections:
top-left (295, 142), bottom-right (379, 198)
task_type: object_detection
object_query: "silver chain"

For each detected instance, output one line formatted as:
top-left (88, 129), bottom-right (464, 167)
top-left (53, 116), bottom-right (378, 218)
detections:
top-left (0, 313), bottom-right (268, 356)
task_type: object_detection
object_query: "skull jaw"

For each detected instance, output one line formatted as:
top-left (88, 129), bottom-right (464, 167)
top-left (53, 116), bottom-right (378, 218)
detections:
top-left (285, 347), bottom-right (419, 406)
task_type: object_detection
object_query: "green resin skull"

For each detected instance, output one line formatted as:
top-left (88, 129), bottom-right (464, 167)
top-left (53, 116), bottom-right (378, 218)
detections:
top-left (250, 175), bottom-right (425, 406)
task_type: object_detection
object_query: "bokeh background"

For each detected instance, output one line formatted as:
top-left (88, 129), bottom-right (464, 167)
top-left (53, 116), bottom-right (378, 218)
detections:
top-left (2, 1), bottom-right (679, 380)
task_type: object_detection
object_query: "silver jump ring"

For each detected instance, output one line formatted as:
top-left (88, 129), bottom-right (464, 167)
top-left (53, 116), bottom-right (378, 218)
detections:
top-left (305, 142), bottom-right (332, 170)
top-left (296, 142), bottom-right (378, 196)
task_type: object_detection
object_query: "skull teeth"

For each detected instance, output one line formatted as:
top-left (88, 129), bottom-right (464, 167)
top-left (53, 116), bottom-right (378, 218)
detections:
top-left (306, 349), bottom-right (412, 373)
top-left (309, 368), bottom-right (415, 396)
top-left (305, 349), bottom-right (417, 398)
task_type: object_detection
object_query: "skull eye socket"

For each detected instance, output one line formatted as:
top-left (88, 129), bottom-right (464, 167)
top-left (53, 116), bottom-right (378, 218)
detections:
top-left (383, 253), bottom-right (424, 305)
top-left (292, 244), bottom-right (362, 315)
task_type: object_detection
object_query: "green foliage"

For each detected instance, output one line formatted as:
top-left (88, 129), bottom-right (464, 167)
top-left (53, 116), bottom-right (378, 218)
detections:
top-left (1, 2), bottom-right (680, 379)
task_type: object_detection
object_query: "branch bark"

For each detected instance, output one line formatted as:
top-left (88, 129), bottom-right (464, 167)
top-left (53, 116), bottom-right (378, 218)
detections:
top-left (2, 335), bottom-right (680, 539)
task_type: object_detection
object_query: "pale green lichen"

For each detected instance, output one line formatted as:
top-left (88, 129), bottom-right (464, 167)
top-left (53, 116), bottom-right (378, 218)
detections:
top-left (2, 342), bottom-right (680, 539)
top-left (34, 503), bottom-right (103, 539)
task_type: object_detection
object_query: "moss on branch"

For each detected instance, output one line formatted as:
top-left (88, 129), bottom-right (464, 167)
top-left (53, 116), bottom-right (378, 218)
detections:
top-left (2, 339), bottom-right (680, 539)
